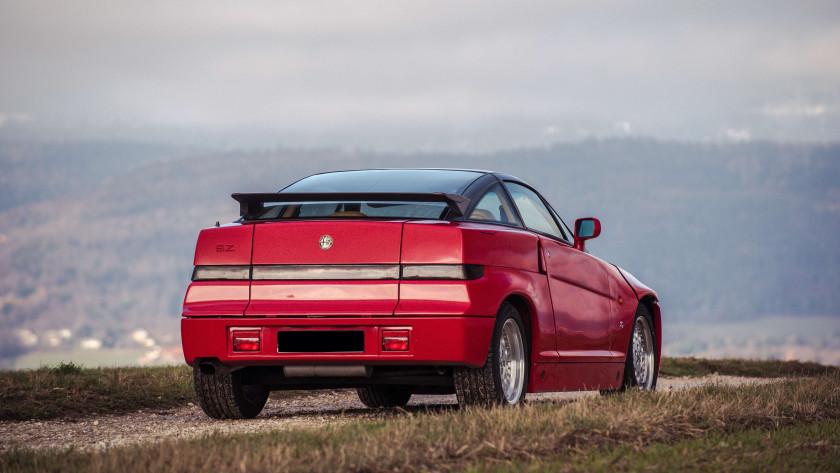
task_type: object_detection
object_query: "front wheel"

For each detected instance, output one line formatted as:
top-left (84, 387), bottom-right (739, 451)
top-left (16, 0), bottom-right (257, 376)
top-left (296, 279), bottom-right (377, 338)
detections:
top-left (454, 302), bottom-right (529, 406)
top-left (621, 304), bottom-right (658, 391)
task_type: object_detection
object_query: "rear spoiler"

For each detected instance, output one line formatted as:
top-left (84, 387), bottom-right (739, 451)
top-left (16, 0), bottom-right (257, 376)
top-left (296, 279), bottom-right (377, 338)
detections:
top-left (231, 192), bottom-right (471, 219)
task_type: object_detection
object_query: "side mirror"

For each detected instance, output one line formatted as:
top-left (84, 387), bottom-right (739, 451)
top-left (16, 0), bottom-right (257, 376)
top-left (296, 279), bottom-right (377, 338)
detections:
top-left (573, 217), bottom-right (601, 251)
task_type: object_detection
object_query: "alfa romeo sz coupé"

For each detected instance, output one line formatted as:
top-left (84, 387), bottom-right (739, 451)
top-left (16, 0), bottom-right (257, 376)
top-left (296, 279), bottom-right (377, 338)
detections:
top-left (181, 169), bottom-right (661, 419)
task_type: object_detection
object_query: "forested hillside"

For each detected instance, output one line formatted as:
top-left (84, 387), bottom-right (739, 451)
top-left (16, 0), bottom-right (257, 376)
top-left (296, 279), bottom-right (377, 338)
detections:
top-left (0, 142), bottom-right (179, 213)
top-left (1, 139), bottom-right (838, 363)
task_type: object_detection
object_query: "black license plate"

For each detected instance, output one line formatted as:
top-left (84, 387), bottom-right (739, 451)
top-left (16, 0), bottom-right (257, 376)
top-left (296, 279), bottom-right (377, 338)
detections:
top-left (277, 330), bottom-right (364, 353)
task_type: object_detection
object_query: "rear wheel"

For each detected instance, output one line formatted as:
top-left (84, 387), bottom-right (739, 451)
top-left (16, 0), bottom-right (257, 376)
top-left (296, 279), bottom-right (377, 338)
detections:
top-left (454, 302), bottom-right (529, 406)
top-left (193, 366), bottom-right (269, 419)
top-left (356, 385), bottom-right (412, 408)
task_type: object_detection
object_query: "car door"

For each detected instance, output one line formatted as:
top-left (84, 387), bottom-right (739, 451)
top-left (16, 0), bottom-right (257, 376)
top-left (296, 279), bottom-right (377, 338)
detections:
top-left (503, 181), bottom-right (613, 362)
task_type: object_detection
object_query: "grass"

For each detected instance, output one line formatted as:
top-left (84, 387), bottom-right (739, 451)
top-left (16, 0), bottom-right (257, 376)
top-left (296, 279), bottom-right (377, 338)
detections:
top-left (0, 363), bottom-right (195, 421)
top-left (490, 418), bottom-right (840, 472)
top-left (573, 418), bottom-right (840, 472)
top-left (2, 372), bottom-right (838, 472)
top-left (659, 356), bottom-right (839, 378)
top-left (1, 357), bottom-right (836, 421)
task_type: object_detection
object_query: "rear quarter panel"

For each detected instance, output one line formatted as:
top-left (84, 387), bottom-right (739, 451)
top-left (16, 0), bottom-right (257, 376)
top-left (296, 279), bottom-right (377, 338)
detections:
top-left (399, 221), bottom-right (540, 271)
top-left (398, 221), bottom-right (558, 362)
top-left (183, 224), bottom-right (253, 316)
top-left (193, 224), bottom-right (252, 266)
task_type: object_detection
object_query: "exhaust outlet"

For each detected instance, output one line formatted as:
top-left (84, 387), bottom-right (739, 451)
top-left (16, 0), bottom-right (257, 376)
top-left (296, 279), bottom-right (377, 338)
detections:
top-left (283, 365), bottom-right (372, 378)
top-left (197, 359), bottom-right (243, 375)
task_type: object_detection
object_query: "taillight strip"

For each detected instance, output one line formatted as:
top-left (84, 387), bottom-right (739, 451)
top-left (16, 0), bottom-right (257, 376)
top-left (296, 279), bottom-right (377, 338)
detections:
top-left (191, 265), bottom-right (251, 281)
top-left (191, 264), bottom-right (484, 281)
top-left (253, 264), bottom-right (400, 281)
top-left (401, 264), bottom-right (484, 280)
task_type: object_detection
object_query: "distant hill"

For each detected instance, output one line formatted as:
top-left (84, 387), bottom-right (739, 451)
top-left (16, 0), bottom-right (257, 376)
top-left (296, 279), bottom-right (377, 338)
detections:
top-left (1, 139), bottom-right (838, 362)
top-left (0, 141), bottom-right (180, 213)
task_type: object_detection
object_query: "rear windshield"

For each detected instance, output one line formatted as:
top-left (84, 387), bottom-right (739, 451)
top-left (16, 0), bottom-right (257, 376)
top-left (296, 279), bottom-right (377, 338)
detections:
top-left (282, 169), bottom-right (482, 194)
top-left (248, 201), bottom-right (448, 220)
top-left (245, 170), bottom-right (481, 220)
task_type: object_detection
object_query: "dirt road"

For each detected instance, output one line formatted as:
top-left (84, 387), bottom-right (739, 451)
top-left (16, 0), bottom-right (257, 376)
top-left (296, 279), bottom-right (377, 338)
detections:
top-left (2, 375), bottom-right (775, 452)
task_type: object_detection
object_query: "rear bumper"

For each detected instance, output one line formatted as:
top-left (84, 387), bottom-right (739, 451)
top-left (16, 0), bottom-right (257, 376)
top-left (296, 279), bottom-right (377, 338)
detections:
top-left (181, 316), bottom-right (495, 368)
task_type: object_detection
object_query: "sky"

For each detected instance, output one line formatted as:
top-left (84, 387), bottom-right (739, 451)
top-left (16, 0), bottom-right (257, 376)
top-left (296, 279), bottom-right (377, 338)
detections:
top-left (1, 0), bottom-right (839, 150)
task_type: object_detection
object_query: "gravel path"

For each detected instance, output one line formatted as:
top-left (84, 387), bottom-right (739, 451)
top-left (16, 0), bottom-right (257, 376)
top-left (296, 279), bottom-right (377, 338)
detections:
top-left (1, 375), bottom-right (776, 452)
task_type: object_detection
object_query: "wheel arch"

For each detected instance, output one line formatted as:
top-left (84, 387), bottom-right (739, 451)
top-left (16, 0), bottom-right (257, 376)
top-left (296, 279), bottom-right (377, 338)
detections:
top-left (638, 295), bottom-right (662, 374)
top-left (500, 292), bottom-right (535, 357)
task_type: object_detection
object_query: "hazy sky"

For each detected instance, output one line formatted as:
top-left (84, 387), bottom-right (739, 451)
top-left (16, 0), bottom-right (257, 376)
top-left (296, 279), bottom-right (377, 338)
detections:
top-left (1, 0), bottom-right (839, 150)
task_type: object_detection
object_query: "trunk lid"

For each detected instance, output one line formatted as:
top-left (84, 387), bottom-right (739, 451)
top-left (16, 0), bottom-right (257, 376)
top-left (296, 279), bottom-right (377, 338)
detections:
top-left (245, 220), bottom-right (404, 316)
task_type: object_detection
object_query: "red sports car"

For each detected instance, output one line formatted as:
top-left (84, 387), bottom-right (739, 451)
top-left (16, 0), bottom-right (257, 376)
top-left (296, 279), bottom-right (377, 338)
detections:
top-left (182, 169), bottom-right (661, 419)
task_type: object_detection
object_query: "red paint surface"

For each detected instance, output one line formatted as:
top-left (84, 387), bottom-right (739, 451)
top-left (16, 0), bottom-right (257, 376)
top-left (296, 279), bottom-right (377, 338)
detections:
top-left (399, 221), bottom-right (463, 263)
top-left (400, 221), bottom-right (540, 272)
top-left (182, 282), bottom-right (250, 316)
top-left (247, 281), bottom-right (399, 316)
top-left (602, 262), bottom-right (643, 356)
top-left (181, 316), bottom-right (494, 367)
top-left (252, 221), bottom-right (403, 264)
top-left (193, 224), bottom-right (253, 265)
top-left (528, 361), bottom-right (623, 392)
top-left (540, 237), bottom-right (615, 362)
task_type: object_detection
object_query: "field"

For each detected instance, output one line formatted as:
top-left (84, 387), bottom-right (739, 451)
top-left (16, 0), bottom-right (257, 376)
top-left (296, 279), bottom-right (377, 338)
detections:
top-left (0, 363), bottom-right (194, 421)
top-left (1, 358), bottom-right (839, 472)
top-left (2, 357), bottom-right (836, 422)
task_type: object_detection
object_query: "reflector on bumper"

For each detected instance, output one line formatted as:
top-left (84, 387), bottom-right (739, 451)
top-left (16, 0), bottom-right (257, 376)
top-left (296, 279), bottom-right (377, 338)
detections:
top-left (232, 330), bottom-right (261, 352)
top-left (382, 330), bottom-right (409, 351)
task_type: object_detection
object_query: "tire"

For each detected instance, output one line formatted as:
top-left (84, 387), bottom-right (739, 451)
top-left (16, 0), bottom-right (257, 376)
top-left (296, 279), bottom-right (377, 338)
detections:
top-left (620, 304), bottom-right (658, 391)
top-left (193, 366), bottom-right (269, 419)
top-left (356, 385), bottom-right (412, 408)
top-left (454, 302), bottom-right (529, 406)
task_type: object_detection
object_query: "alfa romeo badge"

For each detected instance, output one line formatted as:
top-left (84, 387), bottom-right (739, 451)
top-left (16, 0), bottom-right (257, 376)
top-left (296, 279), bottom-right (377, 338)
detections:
top-left (319, 235), bottom-right (333, 250)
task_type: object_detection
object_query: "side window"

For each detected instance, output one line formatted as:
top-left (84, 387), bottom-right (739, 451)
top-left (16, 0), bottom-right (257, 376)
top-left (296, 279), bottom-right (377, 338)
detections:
top-left (467, 184), bottom-right (518, 225)
top-left (548, 206), bottom-right (572, 241)
top-left (505, 182), bottom-right (565, 240)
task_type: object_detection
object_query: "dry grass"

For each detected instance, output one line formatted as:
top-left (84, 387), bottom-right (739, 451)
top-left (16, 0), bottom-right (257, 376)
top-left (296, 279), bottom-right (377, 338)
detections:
top-left (3, 373), bottom-right (838, 472)
top-left (492, 418), bottom-right (840, 472)
top-left (659, 356), bottom-right (838, 378)
top-left (0, 363), bottom-right (195, 421)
